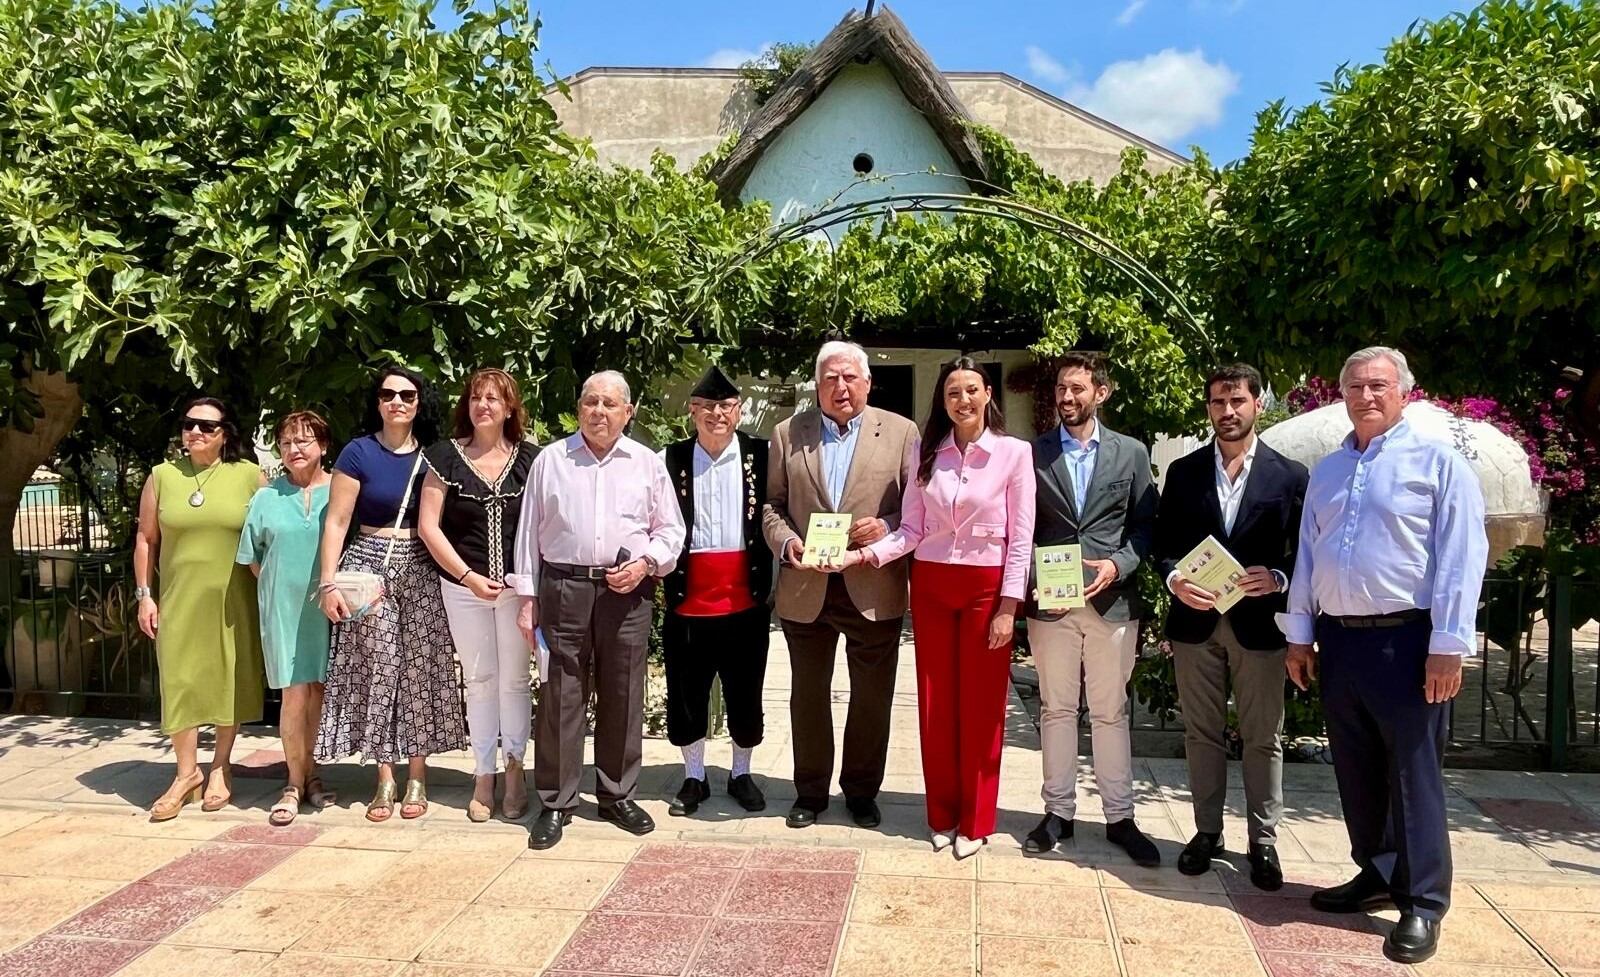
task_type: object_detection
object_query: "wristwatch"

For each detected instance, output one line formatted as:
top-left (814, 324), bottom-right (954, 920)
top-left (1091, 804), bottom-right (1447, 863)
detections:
top-left (641, 555), bottom-right (659, 576)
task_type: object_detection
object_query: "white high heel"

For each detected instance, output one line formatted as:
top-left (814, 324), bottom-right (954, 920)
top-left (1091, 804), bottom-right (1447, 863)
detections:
top-left (931, 829), bottom-right (956, 852)
top-left (953, 834), bottom-right (985, 860)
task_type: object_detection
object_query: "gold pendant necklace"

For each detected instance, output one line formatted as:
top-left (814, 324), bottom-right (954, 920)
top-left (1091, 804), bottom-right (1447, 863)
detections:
top-left (188, 460), bottom-right (220, 507)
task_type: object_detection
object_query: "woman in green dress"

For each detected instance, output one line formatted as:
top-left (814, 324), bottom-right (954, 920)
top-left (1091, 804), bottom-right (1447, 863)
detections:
top-left (237, 410), bottom-right (337, 826)
top-left (134, 396), bottom-right (266, 821)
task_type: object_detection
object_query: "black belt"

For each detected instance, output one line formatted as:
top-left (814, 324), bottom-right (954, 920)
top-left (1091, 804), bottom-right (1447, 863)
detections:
top-left (544, 562), bottom-right (611, 581)
top-left (1320, 608), bottom-right (1429, 629)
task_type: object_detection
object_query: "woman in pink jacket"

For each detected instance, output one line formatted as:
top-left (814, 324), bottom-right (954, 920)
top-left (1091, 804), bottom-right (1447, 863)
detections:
top-left (833, 357), bottom-right (1034, 858)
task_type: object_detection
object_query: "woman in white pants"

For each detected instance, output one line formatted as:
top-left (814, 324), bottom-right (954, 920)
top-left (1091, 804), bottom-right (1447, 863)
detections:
top-left (419, 368), bottom-right (539, 821)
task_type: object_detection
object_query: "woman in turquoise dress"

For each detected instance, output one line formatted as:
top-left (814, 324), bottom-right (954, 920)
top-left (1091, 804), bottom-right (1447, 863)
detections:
top-left (237, 410), bottom-right (336, 826)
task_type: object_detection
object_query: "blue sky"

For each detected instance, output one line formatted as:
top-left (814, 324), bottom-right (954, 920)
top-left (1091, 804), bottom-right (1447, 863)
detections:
top-left (440, 0), bottom-right (1480, 163)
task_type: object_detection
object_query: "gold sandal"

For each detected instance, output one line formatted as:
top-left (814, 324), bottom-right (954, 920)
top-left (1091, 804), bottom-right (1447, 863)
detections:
top-left (400, 779), bottom-right (428, 819)
top-left (366, 780), bottom-right (398, 823)
top-left (149, 771), bottom-right (204, 823)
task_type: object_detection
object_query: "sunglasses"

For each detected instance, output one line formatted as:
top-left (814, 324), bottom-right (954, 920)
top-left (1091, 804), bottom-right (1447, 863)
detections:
top-left (180, 417), bottom-right (223, 434)
top-left (378, 388), bottom-right (418, 404)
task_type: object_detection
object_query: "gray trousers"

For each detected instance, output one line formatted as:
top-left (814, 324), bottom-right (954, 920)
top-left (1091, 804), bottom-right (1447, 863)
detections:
top-left (1171, 616), bottom-right (1286, 846)
top-left (534, 571), bottom-right (655, 811)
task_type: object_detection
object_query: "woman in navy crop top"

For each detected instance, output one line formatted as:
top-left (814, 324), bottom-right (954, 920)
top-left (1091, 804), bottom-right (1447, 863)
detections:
top-left (313, 364), bottom-right (466, 823)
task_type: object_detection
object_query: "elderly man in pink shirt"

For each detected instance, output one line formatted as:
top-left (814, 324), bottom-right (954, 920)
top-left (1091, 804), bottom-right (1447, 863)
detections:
top-left (511, 370), bottom-right (685, 850)
top-left (834, 358), bottom-right (1034, 859)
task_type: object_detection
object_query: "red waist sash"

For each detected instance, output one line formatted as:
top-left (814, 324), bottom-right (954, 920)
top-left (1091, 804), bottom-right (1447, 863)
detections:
top-left (678, 550), bottom-right (755, 617)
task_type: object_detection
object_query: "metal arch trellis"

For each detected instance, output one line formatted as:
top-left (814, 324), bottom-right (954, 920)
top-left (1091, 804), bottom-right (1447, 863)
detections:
top-left (683, 173), bottom-right (1212, 353)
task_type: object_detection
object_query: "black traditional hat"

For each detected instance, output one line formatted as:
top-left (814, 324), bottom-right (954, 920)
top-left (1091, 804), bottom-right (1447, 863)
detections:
top-left (690, 365), bottom-right (740, 400)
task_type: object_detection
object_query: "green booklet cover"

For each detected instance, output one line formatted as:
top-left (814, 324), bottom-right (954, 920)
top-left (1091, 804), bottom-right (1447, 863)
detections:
top-left (802, 512), bottom-right (852, 567)
top-left (1034, 543), bottom-right (1085, 610)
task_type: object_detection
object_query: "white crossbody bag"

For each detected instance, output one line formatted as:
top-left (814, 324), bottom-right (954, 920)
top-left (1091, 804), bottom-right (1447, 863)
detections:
top-left (332, 449), bottom-right (424, 619)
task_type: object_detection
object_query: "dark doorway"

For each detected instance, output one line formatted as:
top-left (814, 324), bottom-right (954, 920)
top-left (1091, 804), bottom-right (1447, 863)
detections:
top-left (868, 365), bottom-right (916, 421)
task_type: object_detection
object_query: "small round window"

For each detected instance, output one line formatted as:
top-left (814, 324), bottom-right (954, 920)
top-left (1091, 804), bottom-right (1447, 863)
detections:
top-left (852, 153), bottom-right (874, 175)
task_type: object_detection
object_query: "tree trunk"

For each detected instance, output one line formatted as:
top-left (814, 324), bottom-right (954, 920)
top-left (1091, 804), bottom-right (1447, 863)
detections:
top-left (0, 367), bottom-right (85, 565)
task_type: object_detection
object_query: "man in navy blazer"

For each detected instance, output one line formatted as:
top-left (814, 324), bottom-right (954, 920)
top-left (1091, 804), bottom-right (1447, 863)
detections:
top-left (1152, 363), bottom-right (1308, 889)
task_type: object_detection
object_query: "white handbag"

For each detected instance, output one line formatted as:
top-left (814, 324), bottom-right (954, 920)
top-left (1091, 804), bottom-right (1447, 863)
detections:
top-left (333, 449), bottom-right (423, 619)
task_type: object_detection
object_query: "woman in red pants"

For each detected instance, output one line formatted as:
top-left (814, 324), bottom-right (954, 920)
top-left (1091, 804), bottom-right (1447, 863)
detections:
top-left (832, 357), bottom-right (1034, 858)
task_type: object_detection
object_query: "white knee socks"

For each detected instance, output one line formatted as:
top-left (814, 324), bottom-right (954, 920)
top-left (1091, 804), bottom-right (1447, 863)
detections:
top-left (731, 745), bottom-right (754, 778)
top-left (682, 739), bottom-right (707, 781)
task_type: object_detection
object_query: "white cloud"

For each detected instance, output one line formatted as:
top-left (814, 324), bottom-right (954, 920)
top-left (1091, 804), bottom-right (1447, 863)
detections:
top-left (1024, 45), bottom-right (1074, 88)
top-left (701, 43), bottom-right (772, 69)
top-left (1065, 48), bottom-right (1240, 145)
top-left (1116, 0), bottom-right (1149, 26)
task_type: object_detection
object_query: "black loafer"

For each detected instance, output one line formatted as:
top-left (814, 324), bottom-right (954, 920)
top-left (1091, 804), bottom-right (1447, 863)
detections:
top-left (527, 808), bottom-right (572, 850)
top-left (668, 778), bottom-right (710, 817)
top-left (598, 798), bottom-right (655, 836)
top-left (1022, 813), bottom-right (1074, 854)
top-left (727, 774), bottom-right (766, 812)
top-left (1310, 871), bottom-right (1394, 913)
top-left (845, 797), bottom-right (881, 828)
top-left (1248, 843), bottom-right (1283, 891)
top-left (786, 802), bottom-right (822, 828)
top-left (1383, 913), bottom-right (1439, 964)
top-left (1105, 818), bottom-right (1161, 867)
top-left (1178, 831), bottom-right (1224, 875)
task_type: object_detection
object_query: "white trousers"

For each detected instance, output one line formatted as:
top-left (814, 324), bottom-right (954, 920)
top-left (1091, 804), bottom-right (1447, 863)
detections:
top-left (1030, 604), bottom-right (1139, 821)
top-left (440, 580), bottom-right (531, 776)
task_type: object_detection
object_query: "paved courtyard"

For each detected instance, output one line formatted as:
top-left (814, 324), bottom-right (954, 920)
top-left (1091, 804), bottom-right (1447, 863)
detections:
top-left (3, 632), bottom-right (1600, 976)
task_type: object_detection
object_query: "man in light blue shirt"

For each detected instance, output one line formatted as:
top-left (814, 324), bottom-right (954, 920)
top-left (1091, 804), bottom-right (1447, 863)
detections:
top-left (1059, 423), bottom-right (1098, 509)
top-left (1277, 346), bottom-right (1487, 966)
top-left (820, 410), bottom-right (864, 508)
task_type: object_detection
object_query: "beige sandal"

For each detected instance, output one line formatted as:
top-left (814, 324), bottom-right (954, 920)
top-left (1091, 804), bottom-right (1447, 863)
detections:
top-left (502, 757), bottom-right (528, 820)
top-left (306, 775), bottom-right (337, 810)
top-left (366, 780), bottom-right (398, 823)
top-left (269, 785), bottom-right (303, 827)
top-left (201, 767), bottom-right (233, 812)
top-left (149, 771), bottom-right (205, 823)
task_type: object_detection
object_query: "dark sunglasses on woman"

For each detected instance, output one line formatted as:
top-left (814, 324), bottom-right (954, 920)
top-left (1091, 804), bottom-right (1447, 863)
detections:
top-left (378, 388), bottom-right (418, 404)
top-left (180, 417), bottom-right (223, 434)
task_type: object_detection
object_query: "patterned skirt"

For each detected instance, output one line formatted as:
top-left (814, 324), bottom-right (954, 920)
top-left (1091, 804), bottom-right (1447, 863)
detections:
top-left (314, 535), bottom-right (467, 763)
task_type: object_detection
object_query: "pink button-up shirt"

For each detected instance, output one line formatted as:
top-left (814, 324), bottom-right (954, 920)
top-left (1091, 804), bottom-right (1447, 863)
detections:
top-left (866, 428), bottom-right (1035, 599)
top-left (507, 433), bottom-right (685, 597)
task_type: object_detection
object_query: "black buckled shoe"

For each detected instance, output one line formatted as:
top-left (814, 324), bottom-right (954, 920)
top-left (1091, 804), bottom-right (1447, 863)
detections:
top-left (1022, 813), bottom-right (1074, 854)
top-left (1248, 843), bottom-right (1283, 891)
top-left (1382, 913), bottom-right (1439, 964)
top-left (527, 808), bottom-right (572, 850)
top-left (727, 774), bottom-right (766, 812)
top-left (598, 798), bottom-right (655, 836)
top-left (1310, 871), bottom-right (1394, 913)
top-left (845, 797), bottom-right (882, 828)
top-left (1105, 818), bottom-right (1161, 868)
top-left (668, 778), bottom-right (710, 817)
top-left (1178, 831), bottom-right (1224, 876)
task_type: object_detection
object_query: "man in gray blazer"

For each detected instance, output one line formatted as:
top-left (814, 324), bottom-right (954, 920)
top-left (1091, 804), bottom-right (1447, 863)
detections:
top-left (1024, 351), bottom-right (1161, 865)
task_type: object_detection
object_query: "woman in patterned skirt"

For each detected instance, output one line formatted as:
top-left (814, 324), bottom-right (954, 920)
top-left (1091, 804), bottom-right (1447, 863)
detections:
top-left (316, 365), bottom-right (466, 821)
top-left (133, 396), bottom-right (266, 821)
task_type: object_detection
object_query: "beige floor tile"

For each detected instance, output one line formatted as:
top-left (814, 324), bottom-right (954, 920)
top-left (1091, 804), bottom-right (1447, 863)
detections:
top-left (0, 829), bottom-right (199, 881)
top-left (1121, 944), bottom-right (1267, 977)
top-left (0, 809), bottom-right (47, 837)
top-left (518, 838), bottom-right (639, 863)
top-left (475, 858), bottom-right (623, 910)
top-left (116, 944), bottom-right (275, 977)
top-left (1479, 882), bottom-right (1600, 912)
top-left (365, 850), bottom-right (517, 903)
top-left (1106, 889), bottom-right (1251, 949)
top-left (861, 848), bottom-right (978, 880)
top-left (169, 890), bottom-right (348, 952)
top-left (835, 923), bottom-right (973, 977)
top-left (1508, 909), bottom-right (1600, 970)
top-left (0, 875), bottom-right (119, 933)
top-left (308, 826), bottom-right (424, 851)
top-left (1413, 963), bottom-right (1556, 977)
top-left (980, 881), bottom-right (1108, 941)
top-left (1369, 908), bottom-right (1546, 968)
top-left (414, 828), bottom-right (529, 855)
top-left (978, 854), bottom-right (1099, 886)
top-left (849, 875), bottom-right (975, 929)
top-left (397, 966), bottom-right (540, 977)
top-left (257, 953), bottom-right (402, 977)
top-left (249, 846), bottom-right (406, 895)
top-left (418, 904), bottom-right (584, 970)
top-left (1098, 863), bottom-right (1225, 893)
top-left (978, 936), bottom-right (1119, 977)
top-left (292, 897), bottom-right (467, 959)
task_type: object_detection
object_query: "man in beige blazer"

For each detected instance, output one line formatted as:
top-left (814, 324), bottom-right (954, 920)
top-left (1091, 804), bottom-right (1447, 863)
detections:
top-left (763, 341), bottom-right (918, 830)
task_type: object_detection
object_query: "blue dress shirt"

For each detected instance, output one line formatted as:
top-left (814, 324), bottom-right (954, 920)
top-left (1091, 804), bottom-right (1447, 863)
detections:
top-left (820, 411), bottom-right (864, 509)
top-left (1059, 420), bottom-right (1100, 511)
top-left (1277, 419), bottom-right (1488, 655)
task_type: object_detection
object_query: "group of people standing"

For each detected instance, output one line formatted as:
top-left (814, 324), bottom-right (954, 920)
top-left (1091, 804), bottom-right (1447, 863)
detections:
top-left (132, 338), bottom-right (1484, 966)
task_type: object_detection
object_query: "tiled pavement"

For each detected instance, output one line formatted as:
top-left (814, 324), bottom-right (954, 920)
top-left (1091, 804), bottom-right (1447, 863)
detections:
top-left (3, 631), bottom-right (1600, 976)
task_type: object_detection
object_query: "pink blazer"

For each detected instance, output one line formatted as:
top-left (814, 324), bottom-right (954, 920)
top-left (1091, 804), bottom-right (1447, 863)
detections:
top-left (866, 428), bottom-right (1035, 599)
